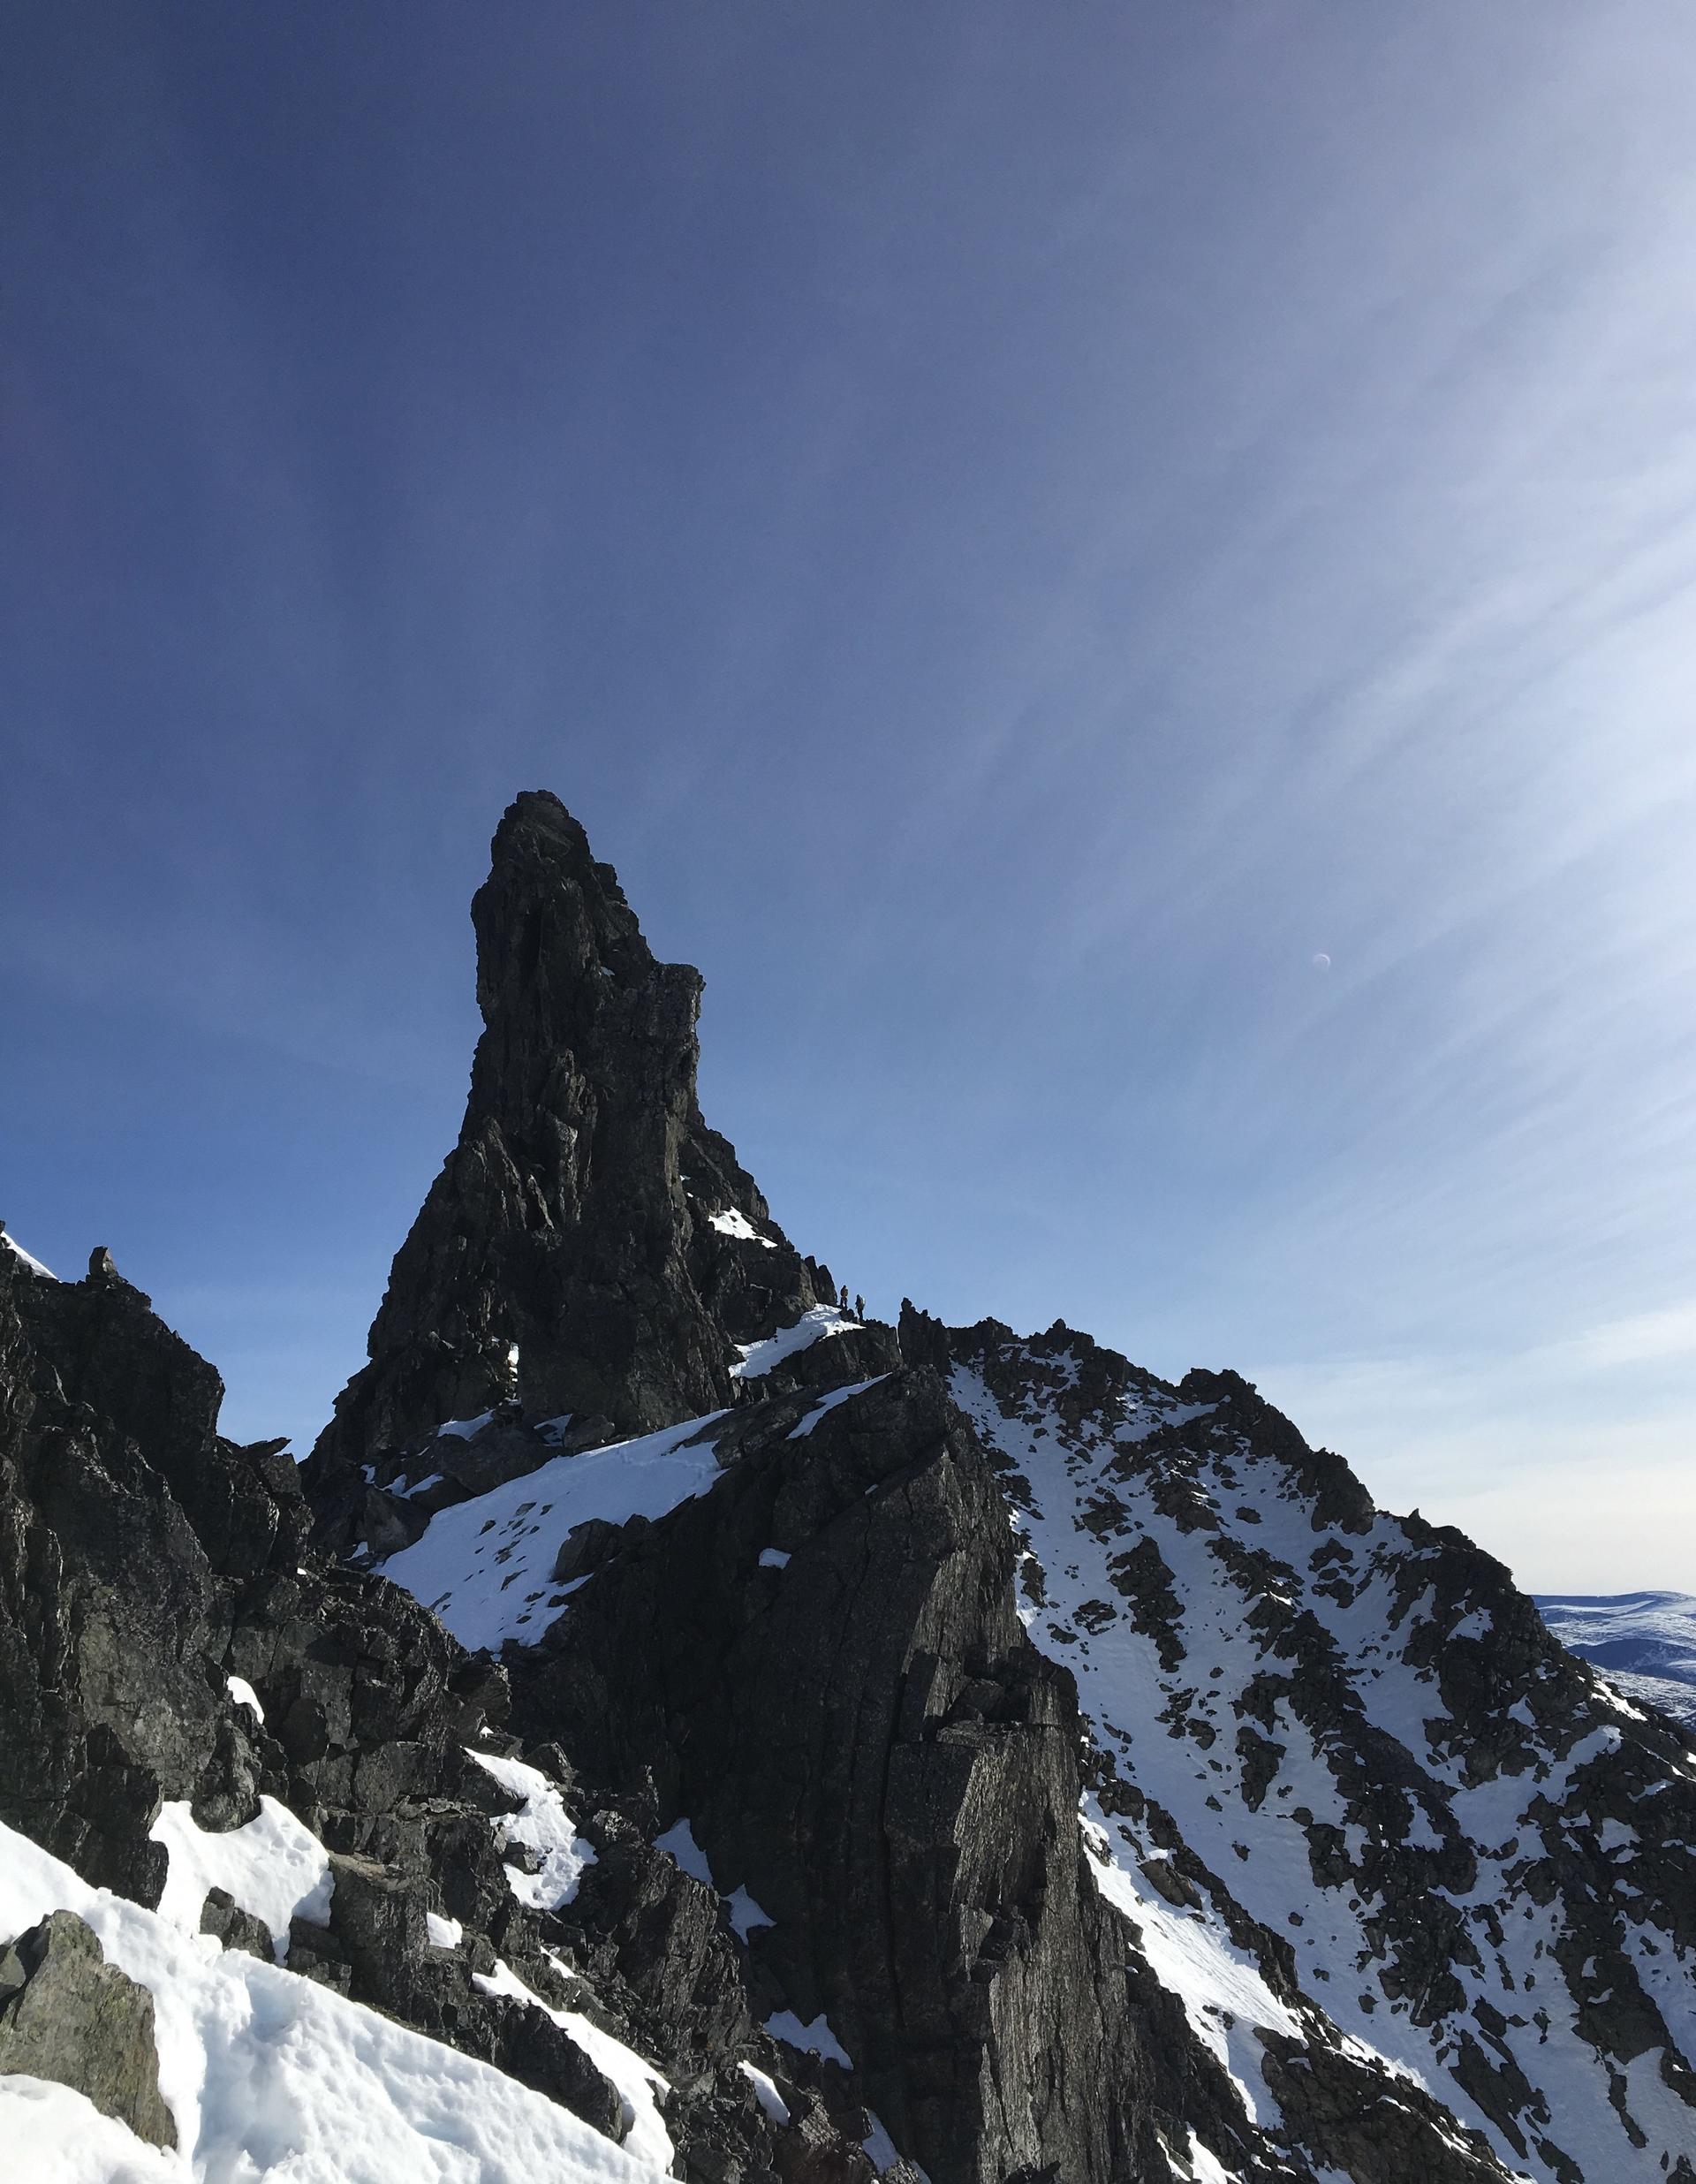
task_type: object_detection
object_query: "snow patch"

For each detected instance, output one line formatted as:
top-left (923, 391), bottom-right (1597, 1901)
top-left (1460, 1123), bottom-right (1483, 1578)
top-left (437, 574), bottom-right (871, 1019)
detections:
top-left (765, 2009), bottom-right (852, 2067)
top-left (436, 1411), bottom-right (496, 1441)
top-left (727, 1887), bottom-right (774, 1939)
top-left (732, 1308), bottom-right (853, 1380)
top-left (382, 1411), bottom-right (729, 1651)
top-left (708, 1208), bottom-right (775, 1247)
top-left (1, 1232), bottom-right (56, 1280)
top-left (149, 1796), bottom-right (332, 1964)
top-left (787, 1376), bottom-right (889, 1440)
top-left (738, 2061), bottom-right (791, 2125)
top-left (466, 1748), bottom-right (596, 1911)
top-left (654, 1818), bottom-right (714, 1887)
top-left (224, 1674), bottom-right (264, 1722)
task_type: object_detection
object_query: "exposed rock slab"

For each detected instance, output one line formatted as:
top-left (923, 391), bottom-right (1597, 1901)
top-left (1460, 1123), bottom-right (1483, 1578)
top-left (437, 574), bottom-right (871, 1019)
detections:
top-left (0, 1907), bottom-right (176, 2148)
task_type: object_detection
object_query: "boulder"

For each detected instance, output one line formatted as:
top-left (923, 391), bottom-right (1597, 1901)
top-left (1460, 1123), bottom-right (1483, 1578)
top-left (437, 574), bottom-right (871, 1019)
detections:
top-left (0, 1908), bottom-right (177, 2149)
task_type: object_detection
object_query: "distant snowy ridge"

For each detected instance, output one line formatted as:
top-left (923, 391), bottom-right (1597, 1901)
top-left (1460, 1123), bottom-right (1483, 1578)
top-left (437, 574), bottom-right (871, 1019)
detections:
top-left (1535, 1593), bottom-right (1696, 1725)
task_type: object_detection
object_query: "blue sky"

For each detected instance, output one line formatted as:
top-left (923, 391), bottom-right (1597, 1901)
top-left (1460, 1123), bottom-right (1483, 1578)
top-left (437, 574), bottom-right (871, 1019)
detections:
top-left (6, 3), bottom-right (1696, 1590)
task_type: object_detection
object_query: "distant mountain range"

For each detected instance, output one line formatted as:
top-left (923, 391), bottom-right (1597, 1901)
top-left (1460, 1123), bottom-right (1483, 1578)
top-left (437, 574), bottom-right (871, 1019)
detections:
top-left (1535, 1593), bottom-right (1696, 1725)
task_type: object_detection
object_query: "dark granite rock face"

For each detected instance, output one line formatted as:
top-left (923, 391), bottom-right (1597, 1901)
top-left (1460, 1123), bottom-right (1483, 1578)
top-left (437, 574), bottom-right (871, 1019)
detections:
top-left (305, 792), bottom-right (827, 1551)
top-left (511, 1368), bottom-right (1253, 2184)
top-left (0, 1909), bottom-right (177, 2148)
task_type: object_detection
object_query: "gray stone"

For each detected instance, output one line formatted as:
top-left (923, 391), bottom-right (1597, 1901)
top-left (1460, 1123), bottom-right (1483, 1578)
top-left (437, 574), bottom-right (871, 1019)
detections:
top-left (0, 1909), bottom-right (177, 2148)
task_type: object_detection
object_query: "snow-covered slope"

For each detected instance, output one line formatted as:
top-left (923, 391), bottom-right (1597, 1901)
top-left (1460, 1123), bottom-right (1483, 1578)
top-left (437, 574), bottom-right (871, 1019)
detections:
top-left (0, 1816), bottom-right (671, 2184)
top-left (1535, 1594), bottom-right (1696, 1726)
top-left (380, 1413), bottom-right (730, 1651)
top-left (948, 1320), bottom-right (1696, 2184)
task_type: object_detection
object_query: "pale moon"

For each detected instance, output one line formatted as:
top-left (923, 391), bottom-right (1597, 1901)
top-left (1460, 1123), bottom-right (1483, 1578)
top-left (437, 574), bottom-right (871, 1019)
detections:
top-left (1312, 952), bottom-right (1332, 971)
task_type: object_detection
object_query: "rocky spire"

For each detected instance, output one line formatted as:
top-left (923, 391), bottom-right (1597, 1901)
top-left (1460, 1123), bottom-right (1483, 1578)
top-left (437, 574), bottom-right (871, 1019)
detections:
top-left (307, 792), bottom-right (823, 1491)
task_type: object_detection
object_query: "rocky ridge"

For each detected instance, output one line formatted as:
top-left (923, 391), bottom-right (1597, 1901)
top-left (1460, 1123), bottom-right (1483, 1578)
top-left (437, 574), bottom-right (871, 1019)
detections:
top-left (3, 790), bottom-right (1693, 2184)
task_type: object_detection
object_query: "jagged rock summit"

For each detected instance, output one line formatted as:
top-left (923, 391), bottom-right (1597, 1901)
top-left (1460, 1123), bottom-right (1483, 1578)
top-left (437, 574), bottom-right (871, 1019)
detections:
top-left (4, 790), bottom-right (1695, 2184)
top-left (307, 790), bottom-right (842, 1552)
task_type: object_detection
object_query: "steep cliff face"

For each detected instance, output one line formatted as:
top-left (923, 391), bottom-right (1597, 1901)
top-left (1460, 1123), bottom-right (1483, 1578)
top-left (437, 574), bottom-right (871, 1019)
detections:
top-left (5, 793), bottom-right (1696, 2184)
top-left (509, 1368), bottom-right (1203, 2184)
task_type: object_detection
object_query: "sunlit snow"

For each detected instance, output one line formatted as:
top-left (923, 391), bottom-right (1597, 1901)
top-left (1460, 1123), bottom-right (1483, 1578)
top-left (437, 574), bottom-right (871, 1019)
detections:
top-left (731, 1307), bottom-right (852, 1380)
top-left (1, 1232), bottom-right (56, 1280)
top-left (707, 1208), bottom-right (775, 1248)
top-left (786, 1376), bottom-right (888, 1439)
top-left (0, 1816), bottom-right (674, 2182)
top-left (381, 1413), bottom-right (728, 1651)
top-left (149, 1797), bottom-right (333, 1965)
top-left (475, 1956), bottom-right (674, 2171)
top-left (224, 1674), bottom-right (264, 1723)
top-left (465, 1748), bottom-right (596, 1911)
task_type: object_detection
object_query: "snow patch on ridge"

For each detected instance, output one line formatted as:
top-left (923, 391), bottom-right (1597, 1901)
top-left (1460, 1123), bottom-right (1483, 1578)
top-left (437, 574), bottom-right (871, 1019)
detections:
top-left (738, 2061), bottom-right (790, 2125)
top-left (1, 1232), bottom-right (56, 1280)
top-left (787, 1375), bottom-right (888, 1439)
top-left (381, 1411), bottom-right (729, 1650)
top-left (732, 1307), bottom-right (852, 1380)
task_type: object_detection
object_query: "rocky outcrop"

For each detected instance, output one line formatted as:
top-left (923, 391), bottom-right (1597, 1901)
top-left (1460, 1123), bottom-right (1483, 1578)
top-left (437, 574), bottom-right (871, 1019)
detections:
top-left (0, 1225), bottom-right (879, 2182)
top-left (0, 1909), bottom-right (177, 2148)
top-left (511, 1368), bottom-right (1257, 2184)
top-left (305, 792), bottom-right (830, 1550)
top-left (0, 1246), bottom-right (279, 1898)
